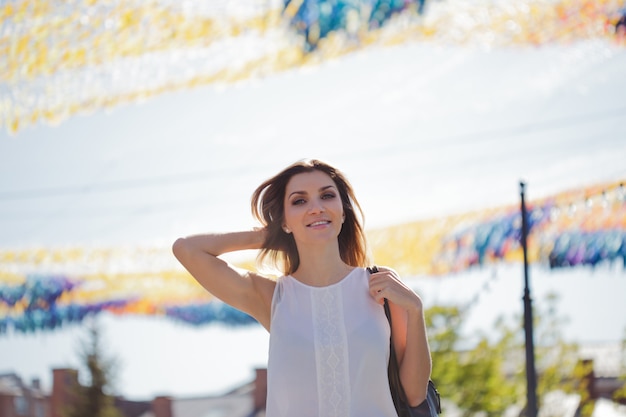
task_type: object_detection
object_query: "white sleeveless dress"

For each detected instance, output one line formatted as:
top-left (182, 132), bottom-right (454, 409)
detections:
top-left (266, 267), bottom-right (398, 417)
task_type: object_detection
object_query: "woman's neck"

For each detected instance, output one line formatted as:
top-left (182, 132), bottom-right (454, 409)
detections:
top-left (291, 244), bottom-right (353, 287)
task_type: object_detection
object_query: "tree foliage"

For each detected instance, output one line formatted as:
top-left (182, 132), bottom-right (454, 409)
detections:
top-left (611, 328), bottom-right (626, 404)
top-left (64, 321), bottom-right (122, 417)
top-left (425, 292), bottom-right (580, 417)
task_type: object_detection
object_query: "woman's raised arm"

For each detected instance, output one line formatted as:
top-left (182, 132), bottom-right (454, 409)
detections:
top-left (172, 230), bottom-right (276, 330)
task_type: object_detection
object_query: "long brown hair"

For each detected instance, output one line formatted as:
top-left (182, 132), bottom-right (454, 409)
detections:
top-left (251, 159), bottom-right (368, 275)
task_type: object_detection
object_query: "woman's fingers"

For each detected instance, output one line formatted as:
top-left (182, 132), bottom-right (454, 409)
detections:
top-left (369, 283), bottom-right (387, 305)
top-left (368, 267), bottom-right (423, 310)
top-left (368, 268), bottom-right (399, 302)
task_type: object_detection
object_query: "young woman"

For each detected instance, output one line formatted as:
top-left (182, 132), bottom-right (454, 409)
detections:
top-left (172, 159), bottom-right (431, 416)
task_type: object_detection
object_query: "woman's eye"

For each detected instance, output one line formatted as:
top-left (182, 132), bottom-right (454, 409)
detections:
top-left (292, 198), bottom-right (306, 205)
top-left (322, 193), bottom-right (336, 199)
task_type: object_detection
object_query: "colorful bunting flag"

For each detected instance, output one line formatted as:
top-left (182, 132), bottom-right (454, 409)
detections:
top-left (0, 180), bottom-right (623, 334)
top-left (2, 0), bottom-right (624, 134)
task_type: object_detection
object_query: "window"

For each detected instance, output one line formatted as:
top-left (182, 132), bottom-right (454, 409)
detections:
top-left (13, 396), bottom-right (28, 415)
top-left (35, 401), bottom-right (46, 417)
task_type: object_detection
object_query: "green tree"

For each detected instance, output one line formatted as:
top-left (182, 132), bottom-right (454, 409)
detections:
top-left (534, 293), bottom-right (581, 409)
top-left (611, 327), bottom-right (626, 404)
top-left (425, 292), bottom-right (580, 417)
top-left (426, 305), bottom-right (522, 417)
top-left (64, 321), bottom-right (122, 417)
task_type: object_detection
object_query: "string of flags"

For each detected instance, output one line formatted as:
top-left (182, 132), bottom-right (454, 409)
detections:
top-left (368, 180), bottom-right (626, 275)
top-left (2, 0), bottom-right (624, 134)
top-left (0, 179), bottom-right (623, 334)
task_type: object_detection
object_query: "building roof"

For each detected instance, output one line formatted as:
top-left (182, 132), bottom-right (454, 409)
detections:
top-left (172, 382), bottom-right (256, 417)
top-left (593, 399), bottom-right (626, 417)
top-left (579, 342), bottom-right (624, 378)
top-left (0, 372), bottom-right (46, 398)
top-left (0, 373), bottom-right (22, 396)
top-left (114, 397), bottom-right (152, 417)
top-left (135, 381), bottom-right (262, 417)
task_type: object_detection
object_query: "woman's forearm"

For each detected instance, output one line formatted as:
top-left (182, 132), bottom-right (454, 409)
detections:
top-left (174, 230), bottom-right (266, 257)
top-left (400, 308), bottom-right (432, 405)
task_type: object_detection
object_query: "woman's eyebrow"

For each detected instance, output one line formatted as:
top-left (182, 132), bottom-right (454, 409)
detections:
top-left (287, 190), bottom-right (307, 199)
top-left (288, 185), bottom-right (336, 199)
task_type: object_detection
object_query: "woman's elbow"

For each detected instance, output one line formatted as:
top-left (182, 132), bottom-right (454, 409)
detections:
top-left (405, 373), bottom-right (431, 406)
top-left (406, 389), bottom-right (427, 408)
top-left (172, 237), bottom-right (189, 260)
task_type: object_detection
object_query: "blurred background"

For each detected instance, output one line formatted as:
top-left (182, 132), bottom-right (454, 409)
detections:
top-left (1, 0), bottom-right (626, 416)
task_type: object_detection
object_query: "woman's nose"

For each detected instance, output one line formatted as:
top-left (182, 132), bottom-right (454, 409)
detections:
top-left (307, 198), bottom-right (324, 213)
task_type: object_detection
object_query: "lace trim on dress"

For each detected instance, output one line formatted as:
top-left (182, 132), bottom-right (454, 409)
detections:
top-left (311, 285), bottom-right (351, 417)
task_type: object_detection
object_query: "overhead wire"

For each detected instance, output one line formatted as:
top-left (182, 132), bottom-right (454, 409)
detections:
top-left (1, 105), bottom-right (624, 203)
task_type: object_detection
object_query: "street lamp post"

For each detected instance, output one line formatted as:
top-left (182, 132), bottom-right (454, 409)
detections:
top-left (520, 181), bottom-right (538, 417)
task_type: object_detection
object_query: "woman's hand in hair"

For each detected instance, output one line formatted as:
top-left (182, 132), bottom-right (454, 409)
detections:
top-left (252, 226), bottom-right (269, 247)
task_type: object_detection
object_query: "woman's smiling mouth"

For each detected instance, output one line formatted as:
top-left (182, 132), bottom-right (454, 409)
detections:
top-left (308, 220), bottom-right (330, 227)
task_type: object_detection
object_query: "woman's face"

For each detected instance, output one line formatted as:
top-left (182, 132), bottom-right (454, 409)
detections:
top-left (283, 170), bottom-right (345, 244)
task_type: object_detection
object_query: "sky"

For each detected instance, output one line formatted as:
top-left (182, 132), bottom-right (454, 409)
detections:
top-left (1, 38), bottom-right (626, 399)
top-left (2, 40), bottom-right (625, 248)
